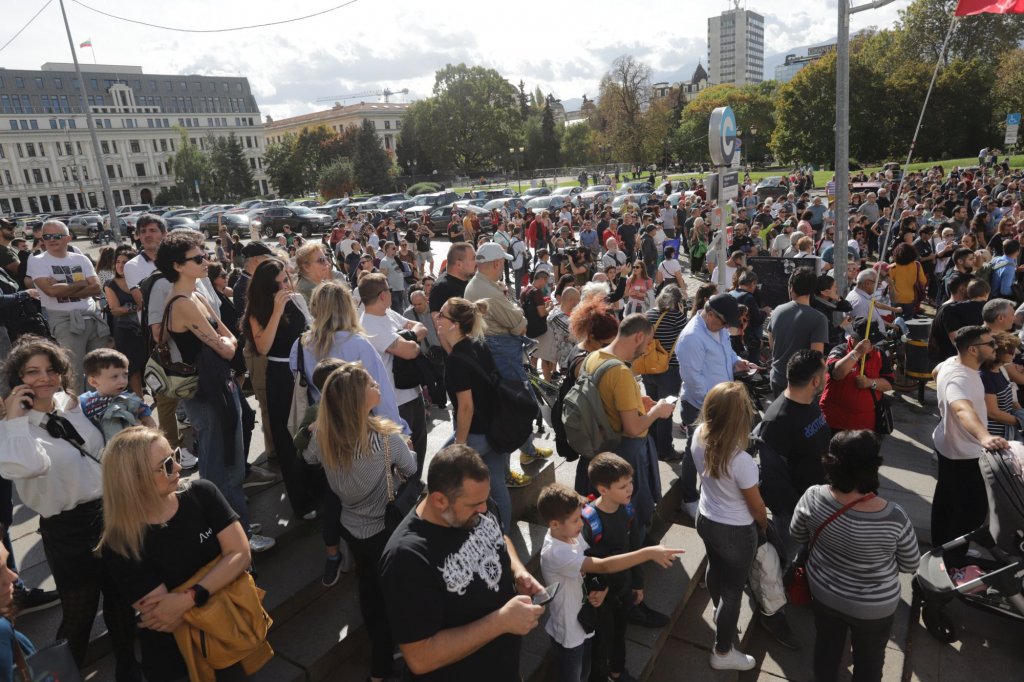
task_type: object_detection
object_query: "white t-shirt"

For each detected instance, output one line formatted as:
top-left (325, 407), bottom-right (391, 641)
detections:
top-left (26, 250), bottom-right (96, 311)
top-left (123, 252), bottom-right (157, 291)
top-left (933, 356), bottom-right (987, 459)
top-left (361, 309), bottom-right (420, 406)
top-left (540, 531), bottom-right (593, 649)
top-left (658, 258), bottom-right (682, 282)
top-left (337, 238), bottom-right (357, 257)
top-left (771, 233), bottom-right (793, 255)
top-left (711, 264), bottom-right (737, 289)
top-left (691, 423), bottom-right (760, 526)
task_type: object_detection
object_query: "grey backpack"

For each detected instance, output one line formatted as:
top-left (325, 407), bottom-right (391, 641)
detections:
top-left (560, 357), bottom-right (625, 459)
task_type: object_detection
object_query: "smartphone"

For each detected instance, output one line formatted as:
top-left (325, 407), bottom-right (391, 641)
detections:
top-left (664, 395), bottom-right (678, 405)
top-left (20, 391), bottom-right (33, 410)
top-left (532, 582), bottom-right (560, 606)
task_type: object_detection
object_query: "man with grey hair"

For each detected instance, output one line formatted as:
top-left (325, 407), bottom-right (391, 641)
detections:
top-left (982, 297), bottom-right (1015, 333)
top-left (858, 192), bottom-right (880, 223)
top-left (845, 268), bottom-right (887, 333)
top-left (25, 220), bottom-right (110, 391)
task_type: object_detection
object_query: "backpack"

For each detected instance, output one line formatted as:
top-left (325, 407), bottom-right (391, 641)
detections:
top-left (581, 500), bottom-right (634, 545)
top-left (560, 356), bottom-right (625, 460)
top-left (520, 286), bottom-right (548, 339)
top-left (552, 350), bottom-right (586, 461)
top-left (139, 267), bottom-right (167, 355)
top-left (454, 349), bottom-right (538, 453)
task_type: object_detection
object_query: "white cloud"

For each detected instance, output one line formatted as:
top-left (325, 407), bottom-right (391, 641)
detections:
top-left (2, 0), bottom-right (909, 119)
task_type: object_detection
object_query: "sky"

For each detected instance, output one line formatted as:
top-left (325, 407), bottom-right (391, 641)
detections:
top-left (2, 0), bottom-right (910, 121)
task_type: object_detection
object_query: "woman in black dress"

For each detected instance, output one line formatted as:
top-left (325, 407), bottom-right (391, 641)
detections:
top-left (104, 246), bottom-right (146, 396)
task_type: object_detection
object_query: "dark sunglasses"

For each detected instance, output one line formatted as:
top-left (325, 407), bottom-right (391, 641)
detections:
top-left (154, 448), bottom-right (183, 477)
top-left (41, 233), bottom-right (66, 241)
top-left (971, 340), bottom-right (997, 348)
top-left (181, 254), bottom-right (207, 265)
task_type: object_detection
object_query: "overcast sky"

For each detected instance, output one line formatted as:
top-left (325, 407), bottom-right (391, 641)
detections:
top-left (3, 0), bottom-right (909, 121)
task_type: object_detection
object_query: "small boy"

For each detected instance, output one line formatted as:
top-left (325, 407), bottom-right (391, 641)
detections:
top-left (539, 475), bottom-right (682, 681)
top-left (535, 248), bottom-right (554, 277)
top-left (80, 349), bottom-right (156, 442)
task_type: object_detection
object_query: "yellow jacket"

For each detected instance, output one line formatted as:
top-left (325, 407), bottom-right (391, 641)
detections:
top-left (172, 560), bottom-right (274, 682)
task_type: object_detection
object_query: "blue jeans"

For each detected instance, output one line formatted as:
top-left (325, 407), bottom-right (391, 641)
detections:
top-left (446, 431), bottom-right (511, 532)
top-left (552, 636), bottom-right (592, 682)
top-left (679, 400), bottom-right (702, 503)
top-left (642, 368), bottom-right (682, 461)
top-left (485, 334), bottom-right (536, 456)
top-left (696, 515), bottom-right (758, 654)
top-left (184, 383), bottom-right (249, 531)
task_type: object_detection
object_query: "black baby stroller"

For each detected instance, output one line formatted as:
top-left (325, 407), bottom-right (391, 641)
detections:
top-left (912, 443), bottom-right (1024, 643)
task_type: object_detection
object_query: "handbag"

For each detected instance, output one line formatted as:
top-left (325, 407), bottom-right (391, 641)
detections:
top-left (632, 310), bottom-right (671, 375)
top-left (382, 433), bottom-right (425, 535)
top-left (871, 389), bottom-right (895, 435)
top-left (786, 492), bottom-right (876, 607)
top-left (143, 295), bottom-right (200, 400)
top-left (13, 636), bottom-right (82, 682)
top-left (288, 341), bottom-right (311, 436)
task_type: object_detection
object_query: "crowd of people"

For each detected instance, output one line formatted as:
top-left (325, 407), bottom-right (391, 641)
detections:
top-left (0, 158), bottom-right (1019, 681)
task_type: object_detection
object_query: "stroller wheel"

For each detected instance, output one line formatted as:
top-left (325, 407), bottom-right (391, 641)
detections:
top-left (922, 605), bottom-right (958, 644)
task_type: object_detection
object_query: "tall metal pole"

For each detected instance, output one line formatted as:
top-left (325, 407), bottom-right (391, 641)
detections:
top-left (57, 0), bottom-right (118, 237)
top-left (834, 0), bottom-right (851, 297)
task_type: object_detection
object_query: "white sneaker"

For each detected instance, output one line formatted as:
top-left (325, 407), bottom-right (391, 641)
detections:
top-left (682, 500), bottom-right (699, 519)
top-left (178, 447), bottom-right (198, 470)
top-left (709, 647), bottom-right (755, 671)
top-left (302, 510), bottom-right (318, 521)
top-left (249, 534), bottom-right (276, 553)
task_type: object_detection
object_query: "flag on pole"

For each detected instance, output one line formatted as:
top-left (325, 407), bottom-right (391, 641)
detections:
top-left (79, 38), bottom-right (92, 48)
top-left (955, 0), bottom-right (1024, 15)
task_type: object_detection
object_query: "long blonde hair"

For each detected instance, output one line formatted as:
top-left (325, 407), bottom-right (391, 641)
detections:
top-left (302, 279), bottom-right (364, 358)
top-left (697, 382), bottom-right (754, 479)
top-left (316, 363), bottom-right (400, 471)
top-left (97, 426), bottom-right (171, 561)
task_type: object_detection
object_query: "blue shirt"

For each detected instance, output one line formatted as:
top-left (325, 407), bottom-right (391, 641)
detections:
top-left (990, 255), bottom-right (1017, 296)
top-left (675, 313), bottom-right (738, 410)
top-left (289, 332), bottom-right (410, 434)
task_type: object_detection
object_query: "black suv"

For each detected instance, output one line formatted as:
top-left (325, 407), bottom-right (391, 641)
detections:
top-left (260, 206), bottom-right (331, 238)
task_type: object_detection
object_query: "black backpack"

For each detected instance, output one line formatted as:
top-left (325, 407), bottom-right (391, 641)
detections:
top-left (139, 268), bottom-right (167, 355)
top-left (391, 330), bottom-right (446, 408)
top-left (454, 349), bottom-right (538, 454)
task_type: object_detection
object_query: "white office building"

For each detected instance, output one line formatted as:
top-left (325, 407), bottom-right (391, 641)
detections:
top-left (708, 6), bottom-right (765, 86)
top-left (0, 63), bottom-right (269, 215)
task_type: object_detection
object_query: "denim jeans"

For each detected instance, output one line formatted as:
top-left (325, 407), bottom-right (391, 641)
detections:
top-left (679, 400), bottom-right (702, 503)
top-left (696, 515), bottom-right (758, 654)
top-left (642, 368), bottom-right (682, 461)
top-left (446, 431), bottom-right (511, 532)
top-left (184, 383), bottom-right (249, 531)
top-left (484, 334), bottom-right (537, 456)
top-left (812, 599), bottom-right (894, 682)
top-left (552, 636), bottom-right (592, 682)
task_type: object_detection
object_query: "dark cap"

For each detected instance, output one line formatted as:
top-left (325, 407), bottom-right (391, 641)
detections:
top-left (240, 241), bottom-right (273, 258)
top-left (850, 317), bottom-right (886, 344)
top-left (0, 218), bottom-right (15, 230)
top-left (707, 293), bottom-right (742, 327)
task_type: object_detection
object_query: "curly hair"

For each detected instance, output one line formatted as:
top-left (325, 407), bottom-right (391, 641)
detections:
top-left (568, 297), bottom-right (619, 344)
top-left (3, 335), bottom-right (74, 391)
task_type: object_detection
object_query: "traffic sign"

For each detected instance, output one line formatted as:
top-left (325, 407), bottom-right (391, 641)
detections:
top-left (1008, 113), bottom-right (1021, 126)
top-left (708, 107), bottom-right (737, 167)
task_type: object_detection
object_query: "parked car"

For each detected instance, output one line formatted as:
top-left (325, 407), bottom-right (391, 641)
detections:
top-left (167, 216), bottom-right (200, 231)
top-left (551, 186), bottom-right (583, 198)
top-left (289, 199), bottom-right (321, 208)
top-left (260, 205), bottom-right (331, 237)
top-left (67, 213), bottom-right (101, 237)
top-left (616, 181), bottom-right (653, 195)
top-left (525, 195), bottom-right (567, 213)
top-left (417, 204), bottom-right (489, 236)
top-left (482, 197), bottom-right (527, 214)
top-left (116, 204), bottom-right (151, 215)
top-left (383, 199), bottom-right (416, 212)
top-left (753, 176), bottom-right (790, 201)
top-left (198, 212), bottom-right (250, 238)
top-left (322, 197), bottom-right (350, 208)
top-left (577, 190), bottom-right (614, 207)
top-left (521, 187), bottom-right (550, 198)
top-left (162, 207), bottom-right (198, 218)
top-left (410, 191), bottom-right (460, 209)
top-left (610, 193), bottom-right (653, 215)
top-left (665, 191), bottom-right (701, 209)
top-left (452, 199), bottom-right (488, 209)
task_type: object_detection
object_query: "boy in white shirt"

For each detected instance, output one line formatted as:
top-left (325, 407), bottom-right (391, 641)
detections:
top-left (538, 482), bottom-right (681, 682)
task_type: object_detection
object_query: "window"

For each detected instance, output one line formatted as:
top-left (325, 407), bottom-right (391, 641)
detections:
top-left (18, 120), bottom-right (27, 130)
top-left (49, 119), bottom-right (57, 130)
top-left (40, 95), bottom-right (51, 113)
top-left (396, 120), bottom-right (401, 130)
top-left (76, 141), bottom-right (83, 155)
top-left (123, 189), bottom-right (131, 203)
top-left (149, 80), bottom-right (156, 92)
top-left (106, 164), bottom-right (115, 179)
top-left (14, 78), bottom-right (23, 88)
top-left (384, 120), bottom-right (391, 130)
top-left (62, 167), bottom-right (69, 182)
top-left (101, 141), bottom-right (110, 154)
top-left (130, 140), bottom-right (140, 153)
top-left (164, 81), bottom-right (172, 92)
top-left (249, 158), bottom-right (256, 169)
top-left (38, 140), bottom-right (44, 156)
top-left (29, 120), bottom-right (37, 130)
top-left (8, 121), bottom-right (16, 130)
top-left (81, 165), bottom-right (88, 180)
top-left (0, 145), bottom-right (5, 159)
top-left (117, 164), bottom-right (123, 178)
top-left (160, 139), bottom-right (168, 152)
top-left (33, 78), bottom-right (43, 89)
top-left (0, 95), bottom-right (10, 113)
top-left (31, 169), bottom-right (43, 184)
top-left (26, 143), bottom-right (35, 157)
top-left (90, 78), bottom-right (98, 90)
top-left (54, 78), bottom-right (63, 90)
top-left (135, 163), bottom-right (146, 177)
top-left (44, 168), bottom-right (52, 183)
top-left (23, 170), bottom-right (30, 184)
top-left (111, 140), bottom-right (117, 153)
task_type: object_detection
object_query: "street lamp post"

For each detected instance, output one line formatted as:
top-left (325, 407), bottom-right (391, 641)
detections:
top-left (749, 125), bottom-right (757, 169)
top-left (509, 147), bottom-right (524, 193)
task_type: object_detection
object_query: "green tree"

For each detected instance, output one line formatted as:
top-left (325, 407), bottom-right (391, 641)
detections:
top-left (561, 123), bottom-right (593, 166)
top-left (263, 133), bottom-right (305, 197)
top-left (675, 83), bottom-right (776, 164)
top-left (168, 129), bottom-right (210, 203)
top-left (353, 119), bottom-right (393, 193)
top-left (595, 55), bottom-right (652, 162)
top-left (206, 133), bottom-right (255, 201)
top-left (898, 0), bottom-right (1024, 65)
top-left (991, 49), bottom-right (1024, 129)
top-left (317, 158), bottom-right (356, 198)
top-left (539, 104), bottom-right (561, 167)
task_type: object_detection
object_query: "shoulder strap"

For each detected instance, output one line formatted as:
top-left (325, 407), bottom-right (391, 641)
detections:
top-left (586, 357), bottom-right (625, 383)
top-left (809, 492), bottom-right (876, 552)
top-left (453, 348), bottom-right (499, 388)
top-left (296, 340), bottom-right (308, 388)
top-left (581, 503), bottom-right (602, 544)
top-left (652, 309), bottom-right (669, 334)
top-left (159, 294), bottom-right (189, 344)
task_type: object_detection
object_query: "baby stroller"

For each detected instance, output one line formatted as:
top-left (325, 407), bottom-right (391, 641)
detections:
top-left (912, 443), bottom-right (1024, 643)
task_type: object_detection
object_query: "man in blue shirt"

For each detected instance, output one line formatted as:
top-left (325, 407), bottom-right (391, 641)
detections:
top-left (673, 294), bottom-right (760, 517)
top-left (990, 238), bottom-right (1020, 298)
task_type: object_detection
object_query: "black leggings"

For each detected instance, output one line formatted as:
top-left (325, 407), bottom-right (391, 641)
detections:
top-left (341, 526), bottom-right (395, 678)
top-left (812, 600), bottom-right (894, 682)
top-left (266, 361), bottom-right (322, 516)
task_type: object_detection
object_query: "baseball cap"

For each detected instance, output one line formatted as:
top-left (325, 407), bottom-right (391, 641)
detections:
top-left (475, 242), bottom-right (512, 263)
top-left (849, 317), bottom-right (886, 344)
top-left (0, 218), bottom-right (15, 230)
top-left (241, 241), bottom-right (273, 258)
top-left (707, 293), bottom-right (742, 327)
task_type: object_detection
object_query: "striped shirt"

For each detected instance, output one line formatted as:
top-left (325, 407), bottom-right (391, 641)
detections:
top-left (645, 307), bottom-right (687, 369)
top-left (316, 431), bottom-right (417, 540)
top-left (790, 485), bottom-right (919, 620)
top-left (981, 368), bottom-right (1016, 439)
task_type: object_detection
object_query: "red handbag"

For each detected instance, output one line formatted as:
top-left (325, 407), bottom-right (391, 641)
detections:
top-left (785, 492), bottom-right (876, 607)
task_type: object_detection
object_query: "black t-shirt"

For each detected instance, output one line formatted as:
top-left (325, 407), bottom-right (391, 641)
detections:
top-left (380, 504), bottom-right (518, 682)
top-left (268, 300), bottom-right (306, 357)
top-left (445, 337), bottom-right (498, 434)
top-left (428, 272), bottom-right (468, 314)
top-left (929, 301), bottom-right (957, 363)
top-left (581, 502), bottom-right (644, 594)
top-left (617, 223), bottom-right (638, 251)
top-left (913, 237), bottom-right (935, 273)
top-left (943, 300), bottom-right (984, 340)
top-left (758, 395), bottom-right (829, 515)
top-left (103, 480), bottom-right (238, 682)
top-left (520, 286), bottom-right (548, 338)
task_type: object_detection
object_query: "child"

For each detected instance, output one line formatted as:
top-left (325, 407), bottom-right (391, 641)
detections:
top-left (582, 453), bottom-right (668, 681)
top-left (293, 357), bottom-right (347, 464)
top-left (539, 482), bottom-right (682, 682)
top-left (535, 248), bottom-right (554, 277)
top-left (79, 348), bottom-right (156, 443)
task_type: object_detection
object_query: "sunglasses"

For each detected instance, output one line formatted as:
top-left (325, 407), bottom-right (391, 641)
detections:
top-left (971, 340), bottom-right (997, 348)
top-left (181, 254), bottom-right (207, 265)
top-left (314, 256), bottom-right (329, 264)
top-left (41, 233), bottom-right (66, 241)
top-left (154, 448), bottom-right (183, 478)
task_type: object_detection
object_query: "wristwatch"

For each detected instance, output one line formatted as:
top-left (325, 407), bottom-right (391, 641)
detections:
top-left (870, 380), bottom-right (878, 391)
top-left (189, 584), bottom-right (210, 608)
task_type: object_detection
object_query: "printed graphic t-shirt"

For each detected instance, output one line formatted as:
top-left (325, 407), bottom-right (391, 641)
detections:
top-left (26, 250), bottom-right (96, 311)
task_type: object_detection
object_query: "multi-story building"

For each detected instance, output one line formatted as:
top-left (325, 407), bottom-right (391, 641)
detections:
top-left (708, 5), bottom-right (765, 86)
top-left (651, 63), bottom-right (710, 107)
top-left (774, 44), bottom-right (836, 83)
top-left (0, 62), bottom-right (269, 215)
top-left (263, 101), bottom-right (410, 157)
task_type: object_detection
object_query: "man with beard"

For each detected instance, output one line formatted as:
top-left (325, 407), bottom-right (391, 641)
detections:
top-left (380, 445), bottom-right (544, 681)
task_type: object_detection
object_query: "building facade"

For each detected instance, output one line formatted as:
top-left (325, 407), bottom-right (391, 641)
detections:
top-left (708, 6), bottom-right (765, 86)
top-left (0, 63), bottom-right (269, 215)
top-left (263, 101), bottom-right (409, 156)
top-left (774, 44), bottom-right (836, 83)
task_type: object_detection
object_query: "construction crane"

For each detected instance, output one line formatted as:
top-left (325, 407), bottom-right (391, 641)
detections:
top-left (315, 88), bottom-right (409, 104)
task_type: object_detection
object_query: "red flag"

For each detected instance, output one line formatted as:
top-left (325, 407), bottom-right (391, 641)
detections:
top-left (955, 0), bottom-right (1024, 15)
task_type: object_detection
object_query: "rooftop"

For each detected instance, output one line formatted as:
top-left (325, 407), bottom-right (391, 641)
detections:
top-left (264, 101), bottom-right (411, 128)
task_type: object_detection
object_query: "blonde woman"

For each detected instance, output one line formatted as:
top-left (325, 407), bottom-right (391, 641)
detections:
top-left (315, 364), bottom-right (415, 682)
top-left (100, 426), bottom-right (251, 682)
top-left (294, 242), bottom-right (337, 303)
top-left (691, 382), bottom-right (768, 672)
top-left (289, 279), bottom-right (409, 587)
